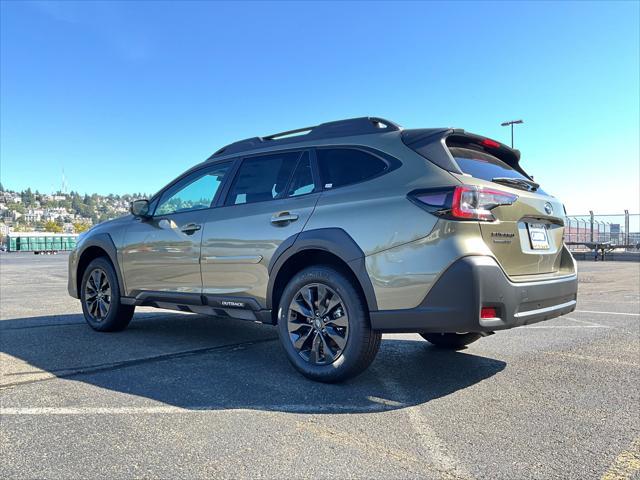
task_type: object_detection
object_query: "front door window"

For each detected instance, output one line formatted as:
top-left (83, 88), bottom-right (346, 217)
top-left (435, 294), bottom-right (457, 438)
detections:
top-left (155, 164), bottom-right (230, 216)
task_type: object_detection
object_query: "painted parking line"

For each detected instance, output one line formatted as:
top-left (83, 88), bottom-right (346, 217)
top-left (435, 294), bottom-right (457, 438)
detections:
top-left (367, 396), bottom-right (405, 407)
top-left (544, 352), bottom-right (640, 368)
top-left (0, 404), bottom-right (391, 416)
top-left (566, 317), bottom-right (606, 327)
top-left (575, 310), bottom-right (639, 317)
top-left (522, 325), bottom-right (609, 329)
top-left (601, 437), bottom-right (640, 480)
top-left (378, 375), bottom-right (473, 480)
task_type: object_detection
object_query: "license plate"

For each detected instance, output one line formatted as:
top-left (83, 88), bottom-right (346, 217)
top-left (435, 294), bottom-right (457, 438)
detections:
top-left (527, 223), bottom-right (549, 250)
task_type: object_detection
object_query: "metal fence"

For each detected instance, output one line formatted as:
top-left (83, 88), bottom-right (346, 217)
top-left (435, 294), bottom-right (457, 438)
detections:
top-left (564, 211), bottom-right (640, 250)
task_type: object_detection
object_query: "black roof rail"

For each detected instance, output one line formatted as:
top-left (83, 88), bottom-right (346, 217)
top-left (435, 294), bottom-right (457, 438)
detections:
top-left (211, 117), bottom-right (401, 157)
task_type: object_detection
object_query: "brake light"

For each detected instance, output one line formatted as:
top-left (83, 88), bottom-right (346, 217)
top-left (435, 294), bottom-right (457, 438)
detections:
top-left (481, 138), bottom-right (501, 149)
top-left (481, 307), bottom-right (499, 319)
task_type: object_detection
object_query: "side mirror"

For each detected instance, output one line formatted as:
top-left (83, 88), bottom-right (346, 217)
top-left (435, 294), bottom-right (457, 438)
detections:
top-left (130, 199), bottom-right (151, 218)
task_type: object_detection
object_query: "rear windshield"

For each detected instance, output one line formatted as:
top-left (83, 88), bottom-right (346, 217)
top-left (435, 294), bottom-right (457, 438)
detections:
top-left (449, 147), bottom-right (529, 181)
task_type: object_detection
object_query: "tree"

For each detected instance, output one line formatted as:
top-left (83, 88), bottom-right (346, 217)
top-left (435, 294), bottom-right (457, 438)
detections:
top-left (73, 222), bottom-right (90, 233)
top-left (9, 203), bottom-right (25, 215)
top-left (21, 188), bottom-right (35, 206)
top-left (43, 220), bottom-right (63, 233)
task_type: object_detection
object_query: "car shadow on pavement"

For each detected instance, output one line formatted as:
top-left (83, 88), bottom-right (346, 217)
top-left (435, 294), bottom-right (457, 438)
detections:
top-left (1, 312), bottom-right (506, 414)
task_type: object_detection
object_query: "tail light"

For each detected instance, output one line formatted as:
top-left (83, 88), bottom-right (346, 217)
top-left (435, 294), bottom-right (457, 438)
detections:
top-left (409, 185), bottom-right (518, 222)
top-left (451, 186), bottom-right (517, 221)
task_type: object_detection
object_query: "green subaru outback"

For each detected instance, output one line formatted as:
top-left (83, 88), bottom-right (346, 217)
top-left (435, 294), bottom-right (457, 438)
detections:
top-left (69, 117), bottom-right (578, 382)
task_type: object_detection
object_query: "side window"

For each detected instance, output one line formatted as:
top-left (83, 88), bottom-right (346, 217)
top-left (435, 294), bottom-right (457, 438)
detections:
top-left (225, 151), bottom-right (301, 206)
top-left (155, 163), bottom-right (230, 216)
top-left (287, 152), bottom-right (315, 197)
top-left (317, 148), bottom-right (388, 189)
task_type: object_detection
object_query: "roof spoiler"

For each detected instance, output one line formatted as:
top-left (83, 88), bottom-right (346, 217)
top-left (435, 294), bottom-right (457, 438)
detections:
top-left (401, 128), bottom-right (528, 178)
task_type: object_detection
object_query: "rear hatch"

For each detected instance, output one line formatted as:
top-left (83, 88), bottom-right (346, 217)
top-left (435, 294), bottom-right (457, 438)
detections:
top-left (448, 136), bottom-right (565, 277)
top-left (405, 130), bottom-right (566, 278)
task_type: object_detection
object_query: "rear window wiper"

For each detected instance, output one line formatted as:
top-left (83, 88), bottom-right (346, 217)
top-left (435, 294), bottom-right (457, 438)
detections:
top-left (492, 177), bottom-right (539, 192)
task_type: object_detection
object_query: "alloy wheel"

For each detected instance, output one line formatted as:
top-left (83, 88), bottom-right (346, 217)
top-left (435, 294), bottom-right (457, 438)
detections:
top-left (84, 268), bottom-right (111, 322)
top-left (287, 283), bottom-right (349, 365)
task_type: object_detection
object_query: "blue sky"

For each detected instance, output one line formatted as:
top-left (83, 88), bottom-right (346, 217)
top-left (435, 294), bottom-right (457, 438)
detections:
top-left (1, 1), bottom-right (638, 214)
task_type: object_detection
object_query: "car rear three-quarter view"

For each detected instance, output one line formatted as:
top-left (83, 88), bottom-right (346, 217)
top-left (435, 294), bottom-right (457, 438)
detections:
top-left (68, 117), bottom-right (578, 382)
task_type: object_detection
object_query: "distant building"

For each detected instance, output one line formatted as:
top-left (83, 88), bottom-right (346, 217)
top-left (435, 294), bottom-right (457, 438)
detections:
top-left (0, 193), bottom-right (21, 204)
top-left (23, 209), bottom-right (44, 223)
top-left (4, 210), bottom-right (22, 222)
top-left (42, 207), bottom-right (69, 222)
top-left (42, 194), bottom-right (67, 202)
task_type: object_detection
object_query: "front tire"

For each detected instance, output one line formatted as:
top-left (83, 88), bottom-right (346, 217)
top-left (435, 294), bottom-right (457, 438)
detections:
top-left (420, 332), bottom-right (482, 350)
top-left (80, 257), bottom-right (134, 332)
top-left (277, 266), bottom-right (381, 383)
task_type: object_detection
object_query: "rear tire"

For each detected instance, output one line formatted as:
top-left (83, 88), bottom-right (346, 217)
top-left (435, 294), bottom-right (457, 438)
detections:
top-left (277, 266), bottom-right (381, 383)
top-left (80, 257), bottom-right (134, 332)
top-left (420, 332), bottom-right (482, 350)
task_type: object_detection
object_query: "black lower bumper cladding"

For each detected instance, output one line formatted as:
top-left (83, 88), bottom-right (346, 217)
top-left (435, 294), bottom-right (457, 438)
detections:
top-left (370, 256), bottom-right (577, 333)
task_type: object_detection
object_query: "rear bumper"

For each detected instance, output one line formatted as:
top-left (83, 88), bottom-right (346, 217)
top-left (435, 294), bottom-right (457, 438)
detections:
top-left (370, 255), bottom-right (577, 333)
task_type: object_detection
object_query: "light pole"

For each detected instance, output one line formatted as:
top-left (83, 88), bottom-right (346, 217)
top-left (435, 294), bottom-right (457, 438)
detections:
top-left (500, 119), bottom-right (523, 148)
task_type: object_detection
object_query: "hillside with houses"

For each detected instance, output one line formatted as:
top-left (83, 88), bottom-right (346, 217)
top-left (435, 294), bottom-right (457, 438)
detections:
top-left (0, 184), bottom-right (146, 238)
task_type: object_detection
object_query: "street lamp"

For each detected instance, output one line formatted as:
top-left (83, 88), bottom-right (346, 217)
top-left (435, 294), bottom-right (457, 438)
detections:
top-left (500, 119), bottom-right (523, 148)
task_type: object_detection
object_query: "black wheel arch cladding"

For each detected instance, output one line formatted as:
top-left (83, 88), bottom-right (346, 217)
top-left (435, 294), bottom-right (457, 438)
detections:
top-left (266, 228), bottom-right (378, 312)
top-left (76, 233), bottom-right (126, 297)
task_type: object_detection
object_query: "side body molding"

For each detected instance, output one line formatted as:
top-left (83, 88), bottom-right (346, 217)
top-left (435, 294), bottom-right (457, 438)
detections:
top-left (266, 228), bottom-right (378, 312)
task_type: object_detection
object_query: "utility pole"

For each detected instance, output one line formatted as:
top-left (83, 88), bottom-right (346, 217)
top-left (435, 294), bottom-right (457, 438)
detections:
top-left (500, 119), bottom-right (524, 148)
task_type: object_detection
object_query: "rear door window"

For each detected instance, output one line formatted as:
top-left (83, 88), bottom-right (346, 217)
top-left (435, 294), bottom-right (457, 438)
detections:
top-left (317, 148), bottom-right (388, 189)
top-left (225, 151), bottom-right (301, 206)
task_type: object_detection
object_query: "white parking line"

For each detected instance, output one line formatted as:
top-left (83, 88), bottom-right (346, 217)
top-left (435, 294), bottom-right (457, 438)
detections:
top-left (566, 317), bottom-right (606, 327)
top-left (545, 352), bottom-right (640, 368)
top-left (0, 404), bottom-right (390, 416)
top-left (378, 376), bottom-right (473, 479)
top-left (367, 396), bottom-right (405, 407)
top-left (575, 310), bottom-right (639, 316)
top-left (522, 325), bottom-right (609, 329)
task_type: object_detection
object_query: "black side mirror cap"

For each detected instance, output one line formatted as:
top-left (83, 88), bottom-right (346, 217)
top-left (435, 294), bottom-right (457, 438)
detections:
top-left (130, 199), bottom-right (151, 218)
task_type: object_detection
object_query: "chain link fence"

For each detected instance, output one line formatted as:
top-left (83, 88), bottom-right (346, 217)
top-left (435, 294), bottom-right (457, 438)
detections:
top-left (564, 212), bottom-right (640, 251)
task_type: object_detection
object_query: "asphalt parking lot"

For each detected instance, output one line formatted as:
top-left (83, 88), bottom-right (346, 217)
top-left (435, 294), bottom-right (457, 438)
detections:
top-left (1, 253), bottom-right (638, 479)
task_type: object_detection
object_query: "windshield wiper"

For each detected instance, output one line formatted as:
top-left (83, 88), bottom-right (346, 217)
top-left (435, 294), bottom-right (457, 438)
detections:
top-left (492, 177), bottom-right (539, 192)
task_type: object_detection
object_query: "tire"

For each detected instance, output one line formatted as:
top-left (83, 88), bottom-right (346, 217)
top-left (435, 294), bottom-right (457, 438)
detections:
top-left (277, 266), bottom-right (381, 383)
top-left (80, 257), bottom-right (134, 332)
top-left (420, 332), bottom-right (482, 350)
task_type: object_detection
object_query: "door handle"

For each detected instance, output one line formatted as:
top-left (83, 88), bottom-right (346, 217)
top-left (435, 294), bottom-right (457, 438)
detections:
top-left (180, 223), bottom-right (201, 234)
top-left (270, 212), bottom-right (299, 225)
